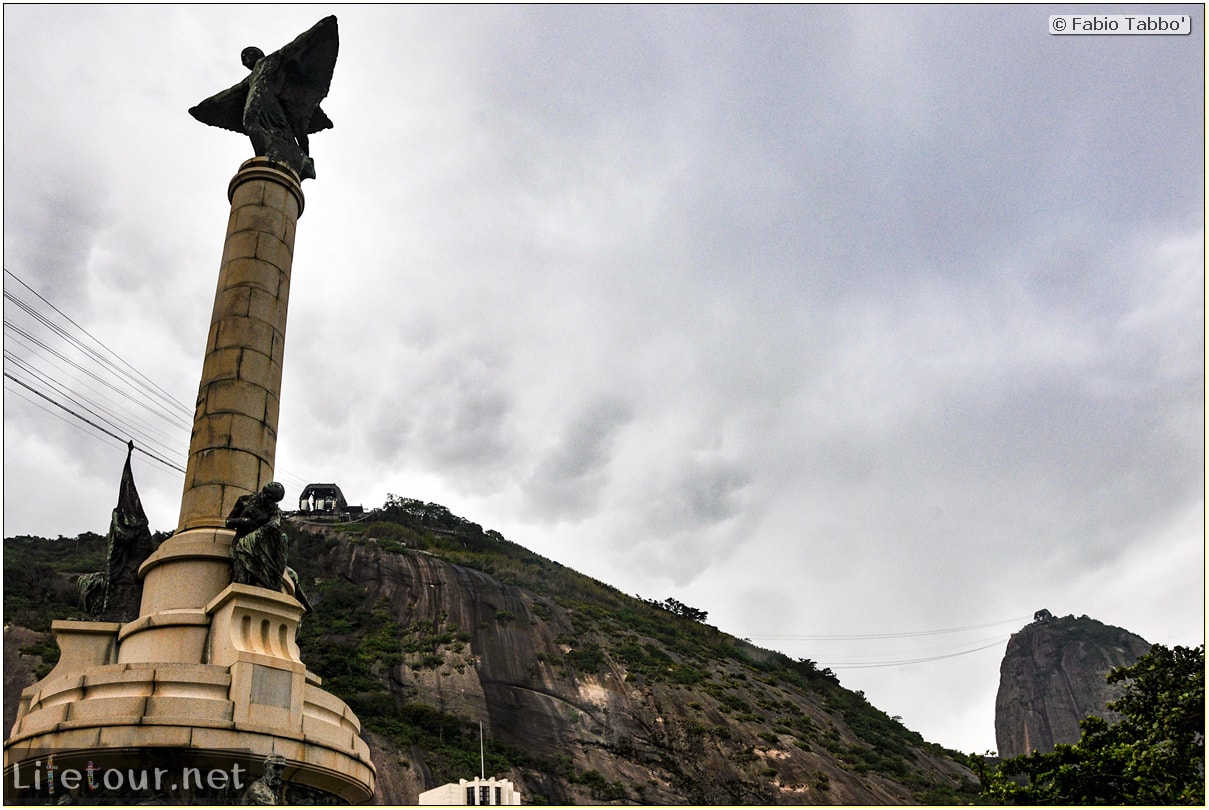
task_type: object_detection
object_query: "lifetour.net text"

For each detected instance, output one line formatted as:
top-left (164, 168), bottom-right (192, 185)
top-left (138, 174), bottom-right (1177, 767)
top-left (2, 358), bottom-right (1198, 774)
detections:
top-left (5, 751), bottom-right (252, 803)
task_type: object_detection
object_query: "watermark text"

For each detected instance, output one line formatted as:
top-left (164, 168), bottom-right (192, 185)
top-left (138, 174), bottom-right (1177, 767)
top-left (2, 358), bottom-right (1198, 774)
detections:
top-left (8, 754), bottom-right (246, 800)
top-left (1050, 14), bottom-right (1192, 35)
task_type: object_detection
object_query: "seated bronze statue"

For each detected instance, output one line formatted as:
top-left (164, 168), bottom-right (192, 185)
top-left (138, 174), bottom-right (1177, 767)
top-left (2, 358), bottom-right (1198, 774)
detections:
top-left (227, 482), bottom-right (288, 591)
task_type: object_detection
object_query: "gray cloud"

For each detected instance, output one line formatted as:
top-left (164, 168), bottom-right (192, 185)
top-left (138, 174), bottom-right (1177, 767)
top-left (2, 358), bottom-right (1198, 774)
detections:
top-left (3, 178), bottom-right (108, 310)
top-left (3, 5), bottom-right (1202, 756)
top-left (656, 458), bottom-right (752, 532)
top-left (524, 396), bottom-right (634, 522)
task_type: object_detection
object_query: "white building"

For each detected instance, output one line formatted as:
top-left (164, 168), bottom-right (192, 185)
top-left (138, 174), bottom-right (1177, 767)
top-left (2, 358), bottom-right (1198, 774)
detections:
top-left (418, 776), bottom-right (521, 806)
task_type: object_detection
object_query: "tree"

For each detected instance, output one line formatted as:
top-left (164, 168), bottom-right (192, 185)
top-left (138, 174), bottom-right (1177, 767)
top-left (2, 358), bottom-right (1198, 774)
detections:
top-left (981, 643), bottom-right (1205, 805)
top-left (643, 595), bottom-right (709, 623)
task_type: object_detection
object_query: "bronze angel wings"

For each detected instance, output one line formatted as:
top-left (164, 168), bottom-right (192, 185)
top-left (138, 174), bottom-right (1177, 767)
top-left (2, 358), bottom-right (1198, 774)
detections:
top-left (190, 16), bottom-right (338, 180)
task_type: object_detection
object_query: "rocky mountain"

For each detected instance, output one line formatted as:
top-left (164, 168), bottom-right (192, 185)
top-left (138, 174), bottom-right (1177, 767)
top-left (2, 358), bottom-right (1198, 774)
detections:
top-left (994, 610), bottom-right (1152, 758)
top-left (4, 500), bottom-right (979, 804)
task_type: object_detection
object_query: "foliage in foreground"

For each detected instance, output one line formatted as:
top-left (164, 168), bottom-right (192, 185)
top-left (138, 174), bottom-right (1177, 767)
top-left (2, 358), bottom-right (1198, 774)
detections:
top-left (978, 643), bottom-right (1205, 805)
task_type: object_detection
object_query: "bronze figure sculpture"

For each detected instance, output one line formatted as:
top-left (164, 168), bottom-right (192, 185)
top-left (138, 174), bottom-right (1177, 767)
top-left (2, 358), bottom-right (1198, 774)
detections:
top-left (190, 16), bottom-right (338, 180)
top-left (241, 754), bottom-right (287, 805)
top-left (227, 481), bottom-right (289, 591)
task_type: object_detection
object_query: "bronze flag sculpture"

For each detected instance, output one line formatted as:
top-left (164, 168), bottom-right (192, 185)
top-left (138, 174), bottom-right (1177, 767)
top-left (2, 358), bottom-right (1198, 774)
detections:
top-left (78, 441), bottom-right (156, 622)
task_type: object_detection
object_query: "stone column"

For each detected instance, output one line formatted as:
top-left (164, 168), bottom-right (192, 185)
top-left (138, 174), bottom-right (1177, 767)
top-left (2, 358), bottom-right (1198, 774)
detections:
top-left (132, 157), bottom-right (303, 623)
top-left (179, 156), bottom-right (304, 531)
top-left (8, 149), bottom-right (374, 805)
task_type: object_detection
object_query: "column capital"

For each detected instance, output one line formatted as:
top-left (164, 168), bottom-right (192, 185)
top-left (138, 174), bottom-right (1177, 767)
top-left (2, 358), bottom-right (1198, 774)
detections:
top-left (228, 157), bottom-right (305, 217)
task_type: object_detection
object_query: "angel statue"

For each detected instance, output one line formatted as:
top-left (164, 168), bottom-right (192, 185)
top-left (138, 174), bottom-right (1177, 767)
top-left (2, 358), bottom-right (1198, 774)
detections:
top-left (190, 16), bottom-right (338, 181)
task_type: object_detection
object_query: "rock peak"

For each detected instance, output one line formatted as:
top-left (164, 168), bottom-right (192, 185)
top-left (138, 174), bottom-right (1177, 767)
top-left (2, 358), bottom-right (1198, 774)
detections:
top-left (994, 613), bottom-right (1150, 757)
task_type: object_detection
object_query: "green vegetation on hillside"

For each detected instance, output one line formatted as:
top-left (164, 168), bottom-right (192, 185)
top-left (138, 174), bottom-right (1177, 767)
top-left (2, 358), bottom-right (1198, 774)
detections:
top-left (329, 499), bottom-right (847, 694)
top-left (293, 497), bottom-right (977, 803)
top-left (5, 533), bottom-right (110, 677)
top-left (4, 533), bottom-right (107, 632)
top-left (5, 498), bottom-right (980, 803)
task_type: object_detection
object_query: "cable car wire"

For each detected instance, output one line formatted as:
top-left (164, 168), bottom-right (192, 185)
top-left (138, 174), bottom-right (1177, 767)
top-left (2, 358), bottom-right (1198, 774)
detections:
top-left (744, 614), bottom-right (1032, 642)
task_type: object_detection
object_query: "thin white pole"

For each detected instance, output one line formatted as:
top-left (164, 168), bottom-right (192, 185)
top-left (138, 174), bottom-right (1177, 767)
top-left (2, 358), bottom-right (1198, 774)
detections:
top-left (479, 720), bottom-right (485, 780)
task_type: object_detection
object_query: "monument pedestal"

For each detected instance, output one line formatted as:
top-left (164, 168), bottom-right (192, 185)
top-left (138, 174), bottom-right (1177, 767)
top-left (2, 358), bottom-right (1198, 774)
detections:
top-left (4, 157), bottom-right (374, 803)
top-left (5, 586), bottom-right (374, 803)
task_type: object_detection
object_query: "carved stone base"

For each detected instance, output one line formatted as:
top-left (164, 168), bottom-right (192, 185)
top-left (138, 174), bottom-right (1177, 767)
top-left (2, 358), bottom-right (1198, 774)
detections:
top-left (4, 586), bottom-right (374, 803)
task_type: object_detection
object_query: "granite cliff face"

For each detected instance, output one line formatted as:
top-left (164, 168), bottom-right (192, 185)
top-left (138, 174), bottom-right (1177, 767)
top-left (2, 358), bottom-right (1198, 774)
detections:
top-left (297, 521), bottom-right (975, 804)
top-left (994, 612), bottom-right (1151, 758)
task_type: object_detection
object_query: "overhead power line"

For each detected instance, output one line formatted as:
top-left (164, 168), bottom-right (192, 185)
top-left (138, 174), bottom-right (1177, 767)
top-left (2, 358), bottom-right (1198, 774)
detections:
top-left (3, 267), bottom-right (314, 496)
top-left (4, 348), bottom-right (184, 461)
top-left (6, 380), bottom-right (135, 450)
top-left (4, 268), bottom-right (193, 419)
top-left (4, 323), bottom-right (191, 436)
top-left (4, 372), bottom-right (186, 473)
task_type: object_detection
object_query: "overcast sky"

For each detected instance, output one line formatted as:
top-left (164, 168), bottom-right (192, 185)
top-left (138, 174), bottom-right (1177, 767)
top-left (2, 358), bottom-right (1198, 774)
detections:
top-left (3, 5), bottom-right (1203, 756)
